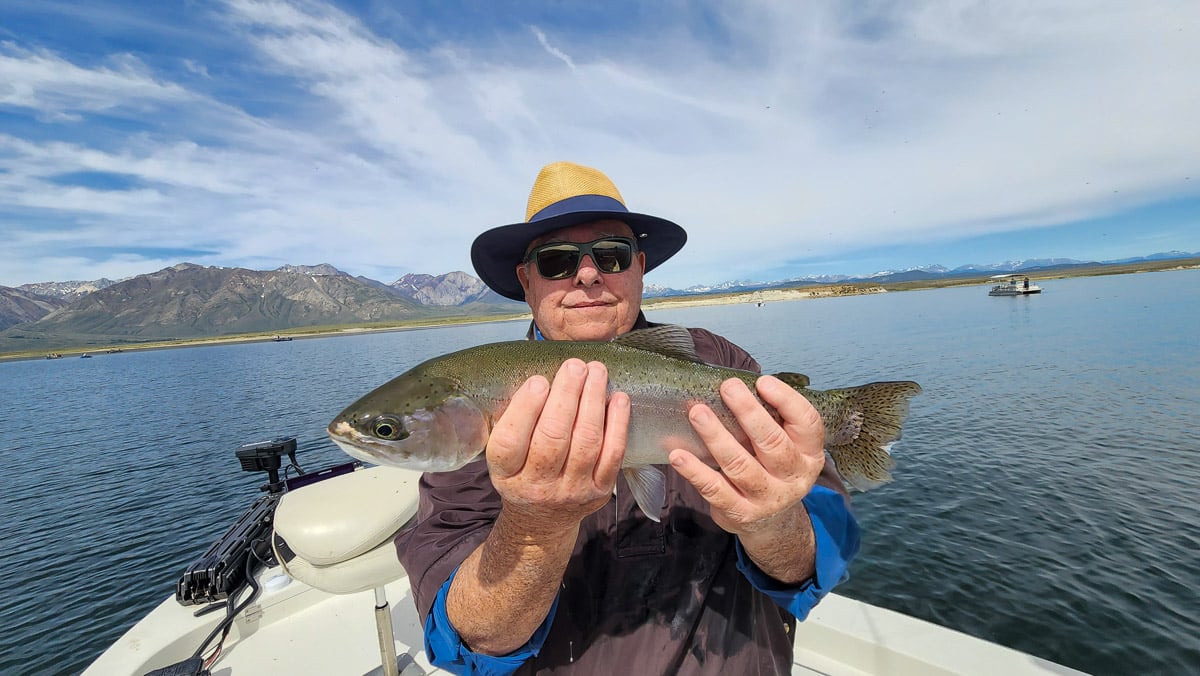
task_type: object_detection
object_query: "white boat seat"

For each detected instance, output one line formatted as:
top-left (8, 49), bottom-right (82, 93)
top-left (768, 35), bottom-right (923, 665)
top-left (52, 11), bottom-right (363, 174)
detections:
top-left (272, 465), bottom-right (422, 595)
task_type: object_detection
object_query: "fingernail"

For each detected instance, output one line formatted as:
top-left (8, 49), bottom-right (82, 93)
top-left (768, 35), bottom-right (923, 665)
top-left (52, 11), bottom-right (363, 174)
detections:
top-left (691, 407), bottom-right (713, 424)
top-left (529, 376), bottom-right (548, 394)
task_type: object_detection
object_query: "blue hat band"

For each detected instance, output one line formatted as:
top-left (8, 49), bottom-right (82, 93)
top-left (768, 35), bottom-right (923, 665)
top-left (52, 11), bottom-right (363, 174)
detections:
top-left (528, 194), bottom-right (629, 223)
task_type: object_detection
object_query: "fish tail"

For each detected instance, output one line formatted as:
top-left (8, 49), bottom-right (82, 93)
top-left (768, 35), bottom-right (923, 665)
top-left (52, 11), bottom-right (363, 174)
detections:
top-left (812, 381), bottom-right (922, 491)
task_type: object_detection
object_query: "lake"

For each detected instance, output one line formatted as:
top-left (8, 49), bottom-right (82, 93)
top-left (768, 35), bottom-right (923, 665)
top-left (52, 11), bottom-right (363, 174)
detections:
top-left (1, 269), bottom-right (1197, 675)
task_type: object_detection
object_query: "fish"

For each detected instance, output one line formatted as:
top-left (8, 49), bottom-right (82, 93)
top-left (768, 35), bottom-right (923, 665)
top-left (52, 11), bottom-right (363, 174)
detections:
top-left (327, 324), bottom-right (921, 521)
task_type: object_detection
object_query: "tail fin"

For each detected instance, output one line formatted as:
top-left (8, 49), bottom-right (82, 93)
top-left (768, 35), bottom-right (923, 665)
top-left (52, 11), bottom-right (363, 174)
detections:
top-left (815, 381), bottom-right (922, 491)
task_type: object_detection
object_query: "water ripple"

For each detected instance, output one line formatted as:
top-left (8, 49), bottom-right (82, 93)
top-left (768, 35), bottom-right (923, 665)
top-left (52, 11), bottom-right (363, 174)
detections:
top-left (2, 274), bottom-right (1198, 674)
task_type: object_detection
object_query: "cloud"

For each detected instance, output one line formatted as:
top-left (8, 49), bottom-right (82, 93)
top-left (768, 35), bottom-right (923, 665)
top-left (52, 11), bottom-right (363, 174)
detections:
top-left (531, 26), bottom-right (577, 72)
top-left (0, 0), bottom-right (1197, 288)
top-left (0, 41), bottom-right (192, 115)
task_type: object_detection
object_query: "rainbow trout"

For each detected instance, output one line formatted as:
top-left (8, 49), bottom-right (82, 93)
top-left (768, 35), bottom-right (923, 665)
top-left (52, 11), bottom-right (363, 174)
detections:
top-left (328, 325), bottom-right (921, 521)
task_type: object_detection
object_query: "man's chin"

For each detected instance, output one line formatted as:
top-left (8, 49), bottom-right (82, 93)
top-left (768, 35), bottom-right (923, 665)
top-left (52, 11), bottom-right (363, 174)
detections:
top-left (560, 314), bottom-right (623, 341)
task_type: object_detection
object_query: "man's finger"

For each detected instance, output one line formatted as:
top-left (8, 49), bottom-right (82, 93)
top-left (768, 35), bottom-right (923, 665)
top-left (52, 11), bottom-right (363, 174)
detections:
top-left (487, 375), bottom-right (550, 478)
top-left (562, 361), bottom-right (610, 479)
top-left (669, 448), bottom-right (742, 514)
top-left (754, 376), bottom-right (825, 477)
top-left (719, 378), bottom-right (792, 458)
top-left (757, 375), bottom-right (824, 445)
top-left (524, 359), bottom-right (588, 479)
top-left (594, 390), bottom-right (630, 488)
top-left (687, 402), bottom-right (766, 490)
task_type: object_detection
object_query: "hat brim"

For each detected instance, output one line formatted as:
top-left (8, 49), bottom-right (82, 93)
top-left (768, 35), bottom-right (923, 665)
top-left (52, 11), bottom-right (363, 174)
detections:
top-left (471, 210), bottom-right (687, 301)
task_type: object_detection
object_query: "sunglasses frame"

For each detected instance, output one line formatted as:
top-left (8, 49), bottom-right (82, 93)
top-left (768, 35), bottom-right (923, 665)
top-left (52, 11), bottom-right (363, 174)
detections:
top-left (523, 236), bottom-right (639, 280)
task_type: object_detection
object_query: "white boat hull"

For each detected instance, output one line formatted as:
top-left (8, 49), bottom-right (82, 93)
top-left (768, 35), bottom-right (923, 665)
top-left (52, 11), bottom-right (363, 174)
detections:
top-left (86, 464), bottom-right (1083, 675)
top-left (87, 566), bottom-right (1083, 676)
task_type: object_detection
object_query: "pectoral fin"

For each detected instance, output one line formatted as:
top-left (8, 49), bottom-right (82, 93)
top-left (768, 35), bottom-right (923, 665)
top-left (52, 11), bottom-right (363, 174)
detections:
top-left (623, 465), bottom-right (666, 523)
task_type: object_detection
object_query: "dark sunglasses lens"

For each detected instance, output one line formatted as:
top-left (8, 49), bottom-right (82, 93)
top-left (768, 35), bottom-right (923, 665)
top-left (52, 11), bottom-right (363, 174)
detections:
top-left (591, 241), bottom-right (633, 273)
top-left (532, 238), bottom-right (635, 279)
top-left (535, 245), bottom-right (581, 279)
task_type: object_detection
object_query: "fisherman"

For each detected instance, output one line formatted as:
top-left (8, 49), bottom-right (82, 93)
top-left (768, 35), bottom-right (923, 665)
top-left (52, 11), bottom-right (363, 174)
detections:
top-left (395, 161), bottom-right (860, 674)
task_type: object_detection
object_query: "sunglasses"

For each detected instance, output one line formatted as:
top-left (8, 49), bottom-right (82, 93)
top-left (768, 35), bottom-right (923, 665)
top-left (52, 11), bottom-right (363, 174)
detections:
top-left (523, 236), bottom-right (638, 280)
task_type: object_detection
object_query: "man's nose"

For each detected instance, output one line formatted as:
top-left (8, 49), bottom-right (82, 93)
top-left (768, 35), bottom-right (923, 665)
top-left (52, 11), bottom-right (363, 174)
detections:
top-left (574, 254), bottom-right (602, 284)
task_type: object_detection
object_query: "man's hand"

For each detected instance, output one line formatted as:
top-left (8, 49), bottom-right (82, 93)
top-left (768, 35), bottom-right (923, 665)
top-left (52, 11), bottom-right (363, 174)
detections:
top-left (487, 358), bottom-right (630, 531)
top-left (669, 375), bottom-right (825, 584)
top-left (448, 359), bottom-right (630, 656)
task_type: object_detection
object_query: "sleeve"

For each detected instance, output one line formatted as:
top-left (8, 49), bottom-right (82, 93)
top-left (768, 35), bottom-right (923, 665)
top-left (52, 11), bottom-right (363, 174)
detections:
top-left (423, 569), bottom-right (560, 675)
top-left (393, 458), bottom-right (500, 620)
top-left (397, 459), bottom-right (562, 674)
top-left (733, 484), bottom-right (860, 621)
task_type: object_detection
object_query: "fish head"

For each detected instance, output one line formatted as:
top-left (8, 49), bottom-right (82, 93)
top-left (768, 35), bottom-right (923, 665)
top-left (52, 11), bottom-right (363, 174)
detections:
top-left (327, 371), bottom-right (489, 472)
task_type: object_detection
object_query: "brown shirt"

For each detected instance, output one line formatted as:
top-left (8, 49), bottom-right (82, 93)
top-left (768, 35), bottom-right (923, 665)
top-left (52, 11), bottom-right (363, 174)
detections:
top-left (395, 318), bottom-right (846, 674)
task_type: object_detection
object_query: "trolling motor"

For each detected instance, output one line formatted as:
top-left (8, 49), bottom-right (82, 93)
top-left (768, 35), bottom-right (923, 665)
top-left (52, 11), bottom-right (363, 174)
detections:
top-left (146, 438), bottom-right (307, 676)
top-left (236, 436), bottom-right (303, 494)
top-left (153, 437), bottom-right (364, 676)
top-left (175, 437), bottom-right (303, 607)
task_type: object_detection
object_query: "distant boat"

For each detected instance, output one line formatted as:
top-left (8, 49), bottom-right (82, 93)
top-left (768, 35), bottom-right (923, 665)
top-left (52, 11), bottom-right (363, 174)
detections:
top-left (45, 353), bottom-right (62, 360)
top-left (271, 335), bottom-right (293, 342)
top-left (106, 348), bottom-right (124, 354)
top-left (80, 353), bottom-right (93, 358)
top-left (989, 274), bottom-right (1042, 296)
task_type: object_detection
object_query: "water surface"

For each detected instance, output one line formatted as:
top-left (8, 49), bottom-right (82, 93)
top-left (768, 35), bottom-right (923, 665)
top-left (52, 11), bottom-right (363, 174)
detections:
top-left (1, 270), bottom-right (1197, 675)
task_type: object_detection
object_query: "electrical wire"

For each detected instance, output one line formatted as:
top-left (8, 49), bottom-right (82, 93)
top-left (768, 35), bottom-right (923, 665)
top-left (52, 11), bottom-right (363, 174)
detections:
top-left (189, 539), bottom-right (265, 666)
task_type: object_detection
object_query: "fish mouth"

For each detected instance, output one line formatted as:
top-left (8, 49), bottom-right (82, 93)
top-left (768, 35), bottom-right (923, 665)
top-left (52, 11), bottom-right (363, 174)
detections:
top-left (327, 420), bottom-right (406, 464)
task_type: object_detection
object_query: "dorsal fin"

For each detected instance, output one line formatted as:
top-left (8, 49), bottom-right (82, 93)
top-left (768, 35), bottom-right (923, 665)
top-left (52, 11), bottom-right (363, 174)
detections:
top-left (774, 372), bottom-right (810, 389)
top-left (612, 324), bottom-right (703, 363)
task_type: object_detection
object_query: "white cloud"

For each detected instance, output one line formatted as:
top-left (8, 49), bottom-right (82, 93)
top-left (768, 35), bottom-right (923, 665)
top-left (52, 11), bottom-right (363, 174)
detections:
top-left (0, 0), bottom-right (1197, 288)
top-left (0, 41), bottom-right (192, 114)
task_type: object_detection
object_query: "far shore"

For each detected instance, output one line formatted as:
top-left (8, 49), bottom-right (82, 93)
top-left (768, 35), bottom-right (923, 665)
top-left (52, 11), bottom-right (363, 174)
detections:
top-left (3, 259), bottom-right (1196, 363)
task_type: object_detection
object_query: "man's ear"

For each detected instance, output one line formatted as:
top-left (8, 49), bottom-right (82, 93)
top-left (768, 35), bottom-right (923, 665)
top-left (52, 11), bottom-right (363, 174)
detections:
top-left (516, 263), bottom-right (531, 294)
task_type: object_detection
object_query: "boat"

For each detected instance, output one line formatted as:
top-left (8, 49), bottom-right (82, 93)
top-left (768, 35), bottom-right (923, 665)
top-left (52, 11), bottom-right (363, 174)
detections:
top-left (86, 437), bottom-right (1084, 676)
top-left (271, 335), bottom-right (294, 342)
top-left (989, 274), bottom-right (1042, 296)
top-left (45, 353), bottom-right (62, 359)
top-left (80, 353), bottom-right (93, 358)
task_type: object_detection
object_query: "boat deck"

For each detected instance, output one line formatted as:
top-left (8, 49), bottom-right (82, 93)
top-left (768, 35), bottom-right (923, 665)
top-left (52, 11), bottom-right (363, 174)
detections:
top-left (87, 566), bottom-right (1084, 676)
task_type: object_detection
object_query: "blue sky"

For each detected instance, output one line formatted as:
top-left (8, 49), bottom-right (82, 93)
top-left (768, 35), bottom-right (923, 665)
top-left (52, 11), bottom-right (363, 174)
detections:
top-left (1, 1), bottom-right (1197, 289)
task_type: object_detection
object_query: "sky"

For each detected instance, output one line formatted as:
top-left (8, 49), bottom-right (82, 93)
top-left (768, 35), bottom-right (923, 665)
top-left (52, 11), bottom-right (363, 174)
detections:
top-left (0, 0), bottom-right (1197, 290)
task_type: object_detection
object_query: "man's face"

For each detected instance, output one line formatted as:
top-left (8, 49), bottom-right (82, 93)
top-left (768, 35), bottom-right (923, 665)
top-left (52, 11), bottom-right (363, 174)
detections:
top-left (516, 219), bottom-right (646, 342)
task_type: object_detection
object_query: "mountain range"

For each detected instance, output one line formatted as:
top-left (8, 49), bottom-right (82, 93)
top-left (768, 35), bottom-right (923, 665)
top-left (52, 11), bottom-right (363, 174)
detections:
top-left (1, 251), bottom-right (1195, 354)
top-left (645, 251), bottom-right (1198, 296)
top-left (0, 263), bottom-right (523, 352)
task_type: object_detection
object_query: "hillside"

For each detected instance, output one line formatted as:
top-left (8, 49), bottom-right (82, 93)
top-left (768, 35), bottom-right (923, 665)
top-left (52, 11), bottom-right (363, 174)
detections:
top-left (0, 287), bottom-right (68, 331)
top-left (0, 264), bottom-right (429, 352)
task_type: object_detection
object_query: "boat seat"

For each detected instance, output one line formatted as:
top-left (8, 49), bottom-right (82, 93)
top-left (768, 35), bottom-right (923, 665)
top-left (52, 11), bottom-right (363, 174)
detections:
top-left (272, 465), bottom-right (422, 594)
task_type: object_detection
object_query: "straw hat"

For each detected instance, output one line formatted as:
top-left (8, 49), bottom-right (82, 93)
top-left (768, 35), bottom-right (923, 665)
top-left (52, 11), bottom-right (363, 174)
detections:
top-left (471, 161), bottom-right (687, 301)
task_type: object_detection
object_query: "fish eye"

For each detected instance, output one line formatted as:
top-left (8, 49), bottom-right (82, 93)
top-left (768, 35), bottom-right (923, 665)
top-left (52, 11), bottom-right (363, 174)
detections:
top-left (372, 416), bottom-right (408, 441)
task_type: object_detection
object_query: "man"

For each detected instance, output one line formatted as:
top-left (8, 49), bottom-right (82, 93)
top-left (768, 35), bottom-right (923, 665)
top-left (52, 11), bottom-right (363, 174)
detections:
top-left (395, 161), bottom-right (859, 674)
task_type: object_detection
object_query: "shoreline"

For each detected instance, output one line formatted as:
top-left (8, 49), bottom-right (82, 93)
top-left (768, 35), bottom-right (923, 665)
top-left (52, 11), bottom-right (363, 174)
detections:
top-left (0, 314), bottom-right (534, 363)
top-left (4, 261), bottom-right (1197, 363)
